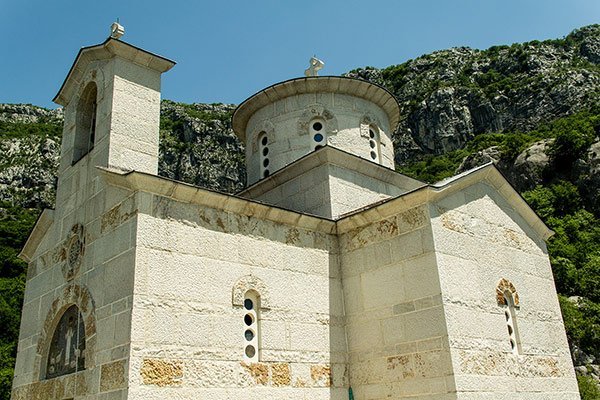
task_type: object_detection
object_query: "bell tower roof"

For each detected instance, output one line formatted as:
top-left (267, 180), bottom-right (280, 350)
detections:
top-left (53, 38), bottom-right (176, 106)
top-left (232, 76), bottom-right (400, 142)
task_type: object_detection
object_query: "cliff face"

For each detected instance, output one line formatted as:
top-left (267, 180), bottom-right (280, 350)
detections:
top-left (158, 101), bottom-right (245, 193)
top-left (347, 25), bottom-right (600, 164)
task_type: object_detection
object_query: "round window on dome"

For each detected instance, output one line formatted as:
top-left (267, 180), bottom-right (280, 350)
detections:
top-left (244, 299), bottom-right (254, 310)
top-left (244, 314), bottom-right (253, 326)
top-left (245, 329), bottom-right (254, 341)
top-left (312, 122), bottom-right (323, 131)
top-left (261, 136), bottom-right (268, 146)
top-left (314, 133), bottom-right (324, 142)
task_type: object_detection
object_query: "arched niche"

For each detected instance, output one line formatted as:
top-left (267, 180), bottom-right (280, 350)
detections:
top-left (45, 305), bottom-right (86, 379)
top-left (73, 81), bottom-right (98, 164)
top-left (37, 284), bottom-right (96, 380)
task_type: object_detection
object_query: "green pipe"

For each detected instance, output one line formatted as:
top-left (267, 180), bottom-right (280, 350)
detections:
top-left (349, 387), bottom-right (354, 400)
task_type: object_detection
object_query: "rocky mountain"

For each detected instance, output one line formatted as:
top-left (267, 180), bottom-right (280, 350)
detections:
top-left (1, 24), bottom-right (600, 399)
top-left (347, 24), bottom-right (600, 163)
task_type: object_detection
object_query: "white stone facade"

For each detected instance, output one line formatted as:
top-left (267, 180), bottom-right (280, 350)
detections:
top-left (11, 37), bottom-right (580, 400)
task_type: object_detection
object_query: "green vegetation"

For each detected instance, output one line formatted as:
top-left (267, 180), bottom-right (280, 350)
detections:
top-left (398, 108), bottom-right (600, 398)
top-left (577, 371), bottom-right (600, 399)
top-left (0, 203), bottom-right (38, 400)
top-left (397, 110), bottom-right (600, 183)
top-left (0, 121), bottom-right (61, 140)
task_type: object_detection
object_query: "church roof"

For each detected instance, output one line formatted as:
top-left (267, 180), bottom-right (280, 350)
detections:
top-left (19, 160), bottom-right (552, 262)
top-left (53, 38), bottom-right (176, 106)
top-left (239, 146), bottom-right (425, 200)
top-left (232, 76), bottom-right (401, 142)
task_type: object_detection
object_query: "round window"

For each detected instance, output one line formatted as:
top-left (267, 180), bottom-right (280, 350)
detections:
top-left (245, 329), bottom-right (254, 341)
top-left (244, 299), bottom-right (254, 310)
top-left (261, 136), bottom-right (268, 146)
top-left (262, 147), bottom-right (269, 156)
top-left (370, 141), bottom-right (376, 149)
top-left (314, 133), bottom-right (324, 142)
top-left (245, 345), bottom-right (256, 358)
top-left (369, 129), bottom-right (375, 139)
top-left (312, 122), bottom-right (323, 131)
top-left (263, 170), bottom-right (270, 178)
top-left (244, 314), bottom-right (253, 326)
top-left (370, 151), bottom-right (377, 160)
top-left (263, 159), bottom-right (270, 167)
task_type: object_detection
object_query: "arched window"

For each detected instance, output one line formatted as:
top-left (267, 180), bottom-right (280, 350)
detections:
top-left (496, 278), bottom-right (522, 355)
top-left (258, 132), bottom-right (270, 179)
top-left (73, 82), bottom-right (98, 164)
top-left (243, 291), bottom-right (261, 362)
top-left (46, 305), bottom-right (86, 379)
top-left (310, 118), bottom-right (326, 151)
top-left (368, 125), bottom-right (381, 162)
top-left (503, 291), bottom-right (522, 354)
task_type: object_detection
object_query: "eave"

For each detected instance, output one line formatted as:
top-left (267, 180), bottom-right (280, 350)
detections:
top-left (53, 38), bottom-right (176, 106)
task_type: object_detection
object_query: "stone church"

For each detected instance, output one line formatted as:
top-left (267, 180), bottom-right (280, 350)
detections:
top-left (11, 30), bottom-right (580, 400)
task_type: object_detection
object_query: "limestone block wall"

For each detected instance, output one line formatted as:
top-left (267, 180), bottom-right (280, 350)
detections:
top-left (327, 165), bottom-right (402, 219)
top-left (107, 57), bottom-right (162, 175)
top-left (251, 162), bottom-right (404, 220)
top-left (126, 192), bottom-right (347, 400)
top-left (339, 205), bottom-right (455, 400)
top-left (253, 163), bottom-right (333, 218)
top-left (245, 93), bottom-right (394, 185)
top-left (430, 182), bottom-right (579, 399)
top-left (55, 55), bottom-right (162, 240)
top-left (12, 189), bottom-right (140, 399)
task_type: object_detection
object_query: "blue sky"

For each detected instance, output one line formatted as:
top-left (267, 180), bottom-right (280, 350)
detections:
top-left (1, 0), bottom-right (598, 109)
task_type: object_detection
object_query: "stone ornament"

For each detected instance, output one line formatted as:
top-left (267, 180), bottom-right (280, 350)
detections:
top-left (63, 224), bottom-right (85, 281)
top-left (496, 278), bottom-right (520, 307)
top-left (232, 275), bottom-right (270, 309)
top-left (297, 104), bottom-right (338, 137)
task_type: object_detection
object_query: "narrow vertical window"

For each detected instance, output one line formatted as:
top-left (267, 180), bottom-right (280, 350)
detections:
top-left (46, 305), bottom-right (86, 379)
top-left (503, 291), bottom-right (522, 355)
top-left (310, 118), bottom-right (326, 150)
top-left (258, 132), bottom-right (270, 179)
top-left (243, 291), bottom-right (260, 362)
top-left (73, 82), bottom-right (98, 164)
top-left (368, 125), bottom-right (381, 162)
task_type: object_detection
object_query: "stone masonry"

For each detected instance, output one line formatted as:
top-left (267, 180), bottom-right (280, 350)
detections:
top-left (11, 34), bottom-right (580, 400)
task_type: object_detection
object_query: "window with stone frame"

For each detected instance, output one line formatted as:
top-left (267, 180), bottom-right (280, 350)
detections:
top-left (243, 291), bottom-right (261, 362)
top-left (73, 82), bottom-right (98, 164)
top-left (310, 117), bottom-right (326, 150)
top-left (46, 305), bottom-right (86, 379)
top-left (502, 291), bottom-right (522, 354)
top-left (368, 125), bottom-right (381, 162)
top-left (258, 131), bottom-right (270, 178)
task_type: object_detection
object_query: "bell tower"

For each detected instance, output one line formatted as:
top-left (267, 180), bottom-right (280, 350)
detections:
top-left (52, 33), bottom-right (175, 232)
